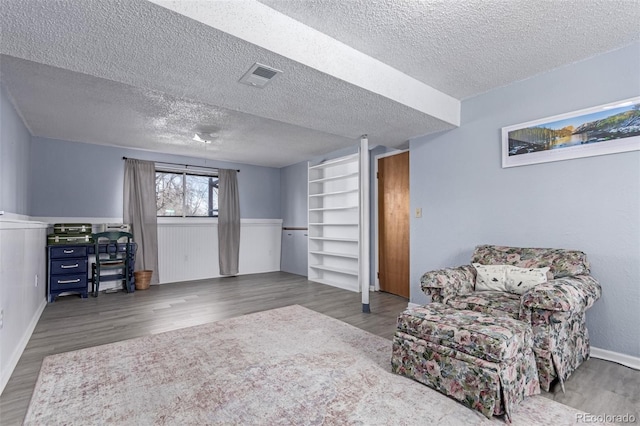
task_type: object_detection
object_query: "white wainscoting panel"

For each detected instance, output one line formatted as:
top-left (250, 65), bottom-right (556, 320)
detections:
top-left (157, 219), bottom-right (282, 284)
top-left (0, 215), bottom-right (48, 394)
top-left (34, 217), bottom-right (283, 285)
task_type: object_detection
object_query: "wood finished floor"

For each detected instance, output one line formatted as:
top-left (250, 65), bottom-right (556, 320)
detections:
top-left (1, 272), bottom-right (638, 424)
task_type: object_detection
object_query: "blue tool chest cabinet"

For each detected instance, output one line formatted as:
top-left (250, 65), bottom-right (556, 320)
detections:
top-left (47, 243), bottom-right (137, 302)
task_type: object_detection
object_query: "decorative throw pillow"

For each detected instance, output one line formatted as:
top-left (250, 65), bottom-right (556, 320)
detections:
top-left (472, 263), bottom-right (508, 292)
top-left (505, 266), bottom-right (550, 295)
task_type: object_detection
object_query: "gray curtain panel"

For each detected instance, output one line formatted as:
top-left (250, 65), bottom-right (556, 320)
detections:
top-left (123, 159), bottom-right (160, 285)
top-left (218, 169), bottom-right (240, 276)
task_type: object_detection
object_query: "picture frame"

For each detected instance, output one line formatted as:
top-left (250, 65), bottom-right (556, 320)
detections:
top-left (502, 97), bottom-right (640, 168)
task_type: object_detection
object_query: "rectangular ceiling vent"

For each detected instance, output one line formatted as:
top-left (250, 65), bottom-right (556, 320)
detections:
top-left (239, 63), bottom-right (282, 88)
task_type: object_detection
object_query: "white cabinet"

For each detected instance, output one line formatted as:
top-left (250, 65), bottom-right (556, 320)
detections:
top-left (308, 153), bottom-right (360, 292)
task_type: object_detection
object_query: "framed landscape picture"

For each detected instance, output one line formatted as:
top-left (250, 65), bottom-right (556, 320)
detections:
top-left (502, 97), bottom-right (640, 168)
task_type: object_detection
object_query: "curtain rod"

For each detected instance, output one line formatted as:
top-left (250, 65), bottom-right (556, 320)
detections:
top-left (122, 157), bottom-right (239, 173)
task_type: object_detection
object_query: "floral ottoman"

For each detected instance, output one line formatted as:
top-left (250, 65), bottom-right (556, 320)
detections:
top-left (391, 303), bottom-right (540, 421)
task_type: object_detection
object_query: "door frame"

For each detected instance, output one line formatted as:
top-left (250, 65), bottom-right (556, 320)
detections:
top-left (373, 149), bottom-right (409, 292)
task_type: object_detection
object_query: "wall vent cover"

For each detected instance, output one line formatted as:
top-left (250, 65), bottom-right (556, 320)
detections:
top-left (239, 63), bottom-right (282, 88)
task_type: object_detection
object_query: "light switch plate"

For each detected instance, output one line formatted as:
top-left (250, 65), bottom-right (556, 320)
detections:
top-left (415, 208), bottom-right (422, 218)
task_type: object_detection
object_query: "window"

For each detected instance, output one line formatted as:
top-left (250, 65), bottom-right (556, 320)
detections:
top-left (156, 170), bottom-right (219, 217)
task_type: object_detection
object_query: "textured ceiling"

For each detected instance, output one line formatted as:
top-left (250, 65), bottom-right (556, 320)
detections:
top-left (0, 56), bottom-right (358, 167)
top-left (1, 0), bottom-right (638, 167)
top-left (260, 0), bottom-right (640, 99)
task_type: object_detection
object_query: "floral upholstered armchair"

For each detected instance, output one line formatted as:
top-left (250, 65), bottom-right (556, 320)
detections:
top-left (420, 245), bottom-right (601, 392)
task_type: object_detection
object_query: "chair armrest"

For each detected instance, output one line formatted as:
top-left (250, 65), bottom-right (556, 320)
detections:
top-left (521, 275), bottom-right (601, 312)
top-left (420, 265), bottom-right (476, 303)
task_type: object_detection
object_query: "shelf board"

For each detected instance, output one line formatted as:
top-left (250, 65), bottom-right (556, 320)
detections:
top-left (307, 277), bottom-right (360, 293)
top-left (308, 153), bottom-right (359, 170)
top-left (309, 264), bottom-right (358, 276)
top-left (308, 172), bottom-right (358, 184)
top-left (309, 223), bottom-right (358, 226)
top-left (309, 189), bottom-right (359, 197)
top-left (309, 206), bottom-right (357, 211)
top-left (309, 250), bottom-right (358, 259)
top-left (308, 236), bottom-right (358, 242)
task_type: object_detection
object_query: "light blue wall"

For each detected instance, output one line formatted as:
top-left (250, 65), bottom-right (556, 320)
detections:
top-left (410, 43), bottom-right (640, 357)
top-left (0, 84), bottom-right (31, 215)
top-left (29, 137), bottom-right (281, 219)
top-left (280, 160), bottom-right (309, 276)
top-left (280, 161), bottom-right (308, 227)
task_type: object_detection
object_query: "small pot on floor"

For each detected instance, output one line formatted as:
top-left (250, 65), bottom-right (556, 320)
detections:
top-left (134, 270), bottom-right (153, 290)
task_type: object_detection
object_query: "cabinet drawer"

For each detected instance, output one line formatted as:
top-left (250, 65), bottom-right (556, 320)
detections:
top-left (51, 259), bottom-right (87, 274)
top-left (50, 274), bottom-right (88, 291)
top-left (50, 246), bottom-right (88, 259)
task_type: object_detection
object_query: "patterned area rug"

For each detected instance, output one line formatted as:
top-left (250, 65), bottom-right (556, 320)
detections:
top-left (25, 305), bottom-right (597, 425)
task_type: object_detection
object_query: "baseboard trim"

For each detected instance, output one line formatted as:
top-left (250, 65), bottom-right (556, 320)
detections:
top-left (590, 347), bottom-right (640, 370)
top-left (0, 298), bottom-right (47, 395)
top-left (407, 302), bottom-right (422, 309)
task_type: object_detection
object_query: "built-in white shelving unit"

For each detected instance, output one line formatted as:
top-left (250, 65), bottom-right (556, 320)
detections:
top-left (308, 153), bottom-right (360, 292)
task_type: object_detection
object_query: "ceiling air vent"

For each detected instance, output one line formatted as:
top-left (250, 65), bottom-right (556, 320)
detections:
top-left (239, 63), bottom-right (282, 88)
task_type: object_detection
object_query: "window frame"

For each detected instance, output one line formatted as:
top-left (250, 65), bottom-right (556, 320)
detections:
top-left (155, 166), bottom-right (219, 218)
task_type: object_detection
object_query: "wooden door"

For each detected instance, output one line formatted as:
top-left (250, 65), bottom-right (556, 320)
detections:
top-left (378, 152), bottom-right (410, 298)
